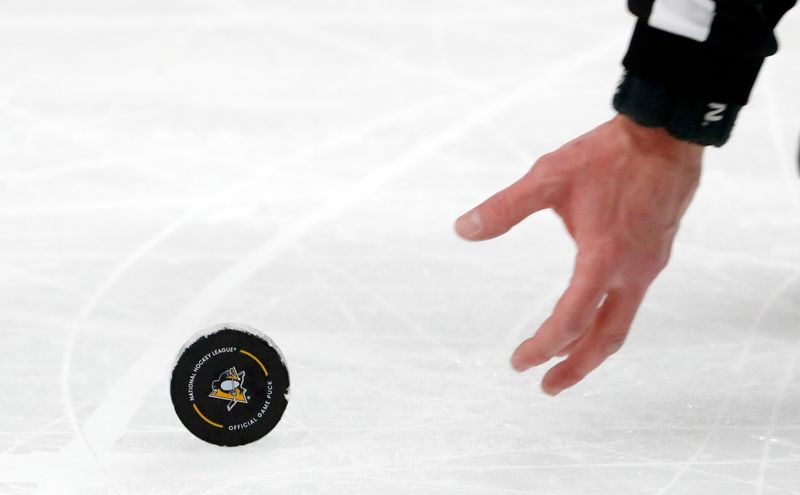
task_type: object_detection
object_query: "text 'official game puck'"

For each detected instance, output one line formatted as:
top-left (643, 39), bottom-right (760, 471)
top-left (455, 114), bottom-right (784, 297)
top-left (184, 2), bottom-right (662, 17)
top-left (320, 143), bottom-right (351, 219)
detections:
top-left (170, 323), bottom-right (290, 446)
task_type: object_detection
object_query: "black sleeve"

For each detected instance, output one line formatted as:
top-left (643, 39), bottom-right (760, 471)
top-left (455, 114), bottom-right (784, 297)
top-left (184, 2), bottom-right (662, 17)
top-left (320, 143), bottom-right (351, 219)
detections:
top-left (613, 0), bottom-right (797, 146)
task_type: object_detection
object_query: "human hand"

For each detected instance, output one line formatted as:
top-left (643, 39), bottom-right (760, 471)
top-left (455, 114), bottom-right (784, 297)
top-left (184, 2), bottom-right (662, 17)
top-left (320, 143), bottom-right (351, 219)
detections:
top-left (455, 114), bottom-right (703, 395)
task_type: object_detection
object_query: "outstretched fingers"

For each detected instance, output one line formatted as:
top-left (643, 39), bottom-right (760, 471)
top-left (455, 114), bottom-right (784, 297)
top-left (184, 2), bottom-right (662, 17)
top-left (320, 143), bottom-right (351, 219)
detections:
top-left (540, 286), bottom-right (646, 396)
top-left (511, 253), bottom-right (612, 372)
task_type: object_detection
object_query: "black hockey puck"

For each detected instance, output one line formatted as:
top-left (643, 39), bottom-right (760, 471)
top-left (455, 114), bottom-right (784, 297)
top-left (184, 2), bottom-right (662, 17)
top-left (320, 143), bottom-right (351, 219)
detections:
top-left (170, 323), bottom-right (290, 446)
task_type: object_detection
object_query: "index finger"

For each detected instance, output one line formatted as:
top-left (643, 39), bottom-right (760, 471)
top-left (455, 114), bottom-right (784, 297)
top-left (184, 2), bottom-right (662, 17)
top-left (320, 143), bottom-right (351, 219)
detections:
top-left (511, 252), bottom-right (612, 371)
top-left (540, 286), bottom-right (646, 395)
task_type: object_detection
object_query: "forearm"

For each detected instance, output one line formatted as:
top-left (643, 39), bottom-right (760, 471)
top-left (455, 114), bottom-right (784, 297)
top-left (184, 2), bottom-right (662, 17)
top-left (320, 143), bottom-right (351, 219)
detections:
top-left (614, 0), bottom-right (797, 147)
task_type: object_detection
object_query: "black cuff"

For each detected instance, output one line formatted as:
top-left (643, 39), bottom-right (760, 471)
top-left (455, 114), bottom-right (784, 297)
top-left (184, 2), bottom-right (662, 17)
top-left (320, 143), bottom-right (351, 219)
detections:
top-left (623, 21), bottom-right (764, 105)
top-left (613, 71), bottom-right (742, 147)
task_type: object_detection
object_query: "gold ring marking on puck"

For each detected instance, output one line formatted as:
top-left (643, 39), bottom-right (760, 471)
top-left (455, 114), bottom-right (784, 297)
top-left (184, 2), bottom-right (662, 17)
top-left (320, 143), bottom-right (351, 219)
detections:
top-left (239, 349), bottom-right (269, 377)
top-left (193, 404), bottom-right (223, 428)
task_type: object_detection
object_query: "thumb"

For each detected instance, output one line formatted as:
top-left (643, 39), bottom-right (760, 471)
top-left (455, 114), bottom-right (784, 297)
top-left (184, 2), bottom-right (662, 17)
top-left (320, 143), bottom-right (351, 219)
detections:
top-left (455, 160), bottom-right (559, 241)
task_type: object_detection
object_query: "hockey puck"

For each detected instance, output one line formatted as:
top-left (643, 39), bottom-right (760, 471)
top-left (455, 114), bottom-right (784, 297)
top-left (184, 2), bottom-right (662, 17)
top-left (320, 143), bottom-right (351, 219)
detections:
top-left (170, 323), bottom-right (290, 446)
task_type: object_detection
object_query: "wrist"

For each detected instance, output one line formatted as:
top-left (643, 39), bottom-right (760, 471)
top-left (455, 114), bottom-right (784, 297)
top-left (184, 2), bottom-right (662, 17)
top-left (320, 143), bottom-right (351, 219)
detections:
top-left (613, 71), bottom-right (742, 147)
top-left (614, 113), bottom-right (704, 168)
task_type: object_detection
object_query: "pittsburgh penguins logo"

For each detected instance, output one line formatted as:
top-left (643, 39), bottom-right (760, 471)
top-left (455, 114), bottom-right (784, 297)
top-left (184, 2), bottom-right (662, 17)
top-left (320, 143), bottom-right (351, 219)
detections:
top-left (209, 367), bottom-right (248, 411)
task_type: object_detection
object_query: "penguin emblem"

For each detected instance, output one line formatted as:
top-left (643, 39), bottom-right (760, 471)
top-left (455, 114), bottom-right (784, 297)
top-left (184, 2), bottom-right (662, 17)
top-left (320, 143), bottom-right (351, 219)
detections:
top-left (209, 367), bottom-right (248, 411)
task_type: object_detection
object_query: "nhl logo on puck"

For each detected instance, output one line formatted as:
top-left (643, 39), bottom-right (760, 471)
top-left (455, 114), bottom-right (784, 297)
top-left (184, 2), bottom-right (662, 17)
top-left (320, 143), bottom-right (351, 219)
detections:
top-left (170, 323), bottom-right (290, 446)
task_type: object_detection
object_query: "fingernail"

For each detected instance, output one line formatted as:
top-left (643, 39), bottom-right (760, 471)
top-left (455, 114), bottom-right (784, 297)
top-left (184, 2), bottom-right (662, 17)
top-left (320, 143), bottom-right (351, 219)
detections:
top-left (605, 339), bottom-right (625, 356)
top-left (456, 210), bottom-right (482, 238)
top-left (544, 387), bottom-right (562, 397)
top-left (510, 354), bottom-right (527, 372)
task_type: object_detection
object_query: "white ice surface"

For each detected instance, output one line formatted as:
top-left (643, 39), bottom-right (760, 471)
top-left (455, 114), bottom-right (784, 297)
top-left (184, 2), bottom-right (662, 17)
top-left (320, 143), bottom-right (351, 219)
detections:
top-left (1, 1), bottom-right (800, 494)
